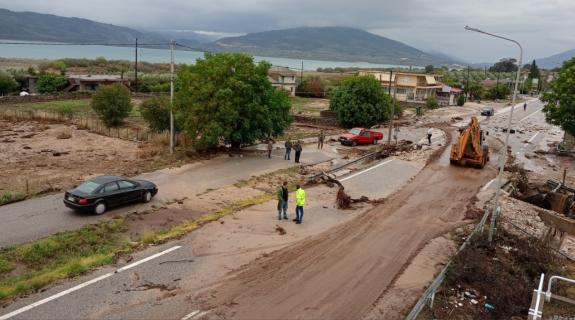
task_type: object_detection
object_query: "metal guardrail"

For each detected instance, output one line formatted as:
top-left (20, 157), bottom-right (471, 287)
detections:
top-left (405, 207), bottom-right (491, 320)
top-left (307, 151), bottom-right (379, 182)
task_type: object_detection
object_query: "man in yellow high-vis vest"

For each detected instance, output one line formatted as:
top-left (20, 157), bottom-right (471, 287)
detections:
top-left (294, 185), bottom-right (306, 224)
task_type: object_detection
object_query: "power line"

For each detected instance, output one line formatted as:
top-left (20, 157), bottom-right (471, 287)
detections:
top-left (0, 41), bottom-right (169, 46)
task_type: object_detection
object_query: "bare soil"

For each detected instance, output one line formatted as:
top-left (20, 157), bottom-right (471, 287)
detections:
top-left (0, 119), bottom-right (157, 195)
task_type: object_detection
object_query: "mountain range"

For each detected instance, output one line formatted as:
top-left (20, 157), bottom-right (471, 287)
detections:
top-left (0, 8), bottom-right (459, 66)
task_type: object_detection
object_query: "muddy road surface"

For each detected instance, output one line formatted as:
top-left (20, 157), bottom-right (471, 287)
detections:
top-left (194, 138), bottom-right (497, 320)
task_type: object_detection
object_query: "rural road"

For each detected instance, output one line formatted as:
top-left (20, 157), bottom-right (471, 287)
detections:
top-left (0, 147), bottom-right (333, 248)
top-left (191, 134), bottom-right (497, 320)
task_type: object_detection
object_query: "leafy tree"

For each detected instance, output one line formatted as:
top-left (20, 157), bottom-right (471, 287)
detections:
top-left (487, 84), bottom-right (511, 100)
top-left (489, 58), bottom-right (518, 73)
top-left (296, 76), bottom-right (326, 98)
top-left (457, 95), bottom-right (466, 106)
top-left (37, 74), bottom-right (68, 93)
top-left (425, 97), bottom-right (439, 109)
top-left (329, 75), bottom-right (392, 127)
top-left (425, 65), bottom-right (434, 74)
top-left (140, 97), bottom-right (175, 132)
top-left (91, 83), bottom-right (133, 127)
top-left (176, 53), bottom-right (292, 149)
top-left (542, 57), bottom-right (575, 136)
top-left (529, 59), bottom-right (541, 80)
top-left (0, 71), bottom-right (18, 95)
top-left (467, 82), bottom-right (484, 101)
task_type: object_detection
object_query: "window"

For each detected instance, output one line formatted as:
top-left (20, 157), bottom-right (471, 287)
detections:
top-left (396, 88), bottom-right (407, 95)
top-left (103, 182), bottom-right (119, 193)
top-left (118, 180), bottom-right (137, 190)
top-left (76, 181), bottom-right (101, 194)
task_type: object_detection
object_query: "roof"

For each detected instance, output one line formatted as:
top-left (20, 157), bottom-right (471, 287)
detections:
top-left (268, 66), bottom-right (297, 77)
top-left (89, 176), bottom-right (125, 184)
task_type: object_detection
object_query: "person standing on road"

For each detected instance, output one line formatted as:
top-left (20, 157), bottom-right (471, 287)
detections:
top-left (427, 128), bottom-right (433, 145)
top-left (267, 139), bottom-right (274, 159)
top-left (284, 139), bottom-right (292, 160)
top-left (318, 130), bottom-right (325, 149)
top-left (294, 140), bottom-right (302, 163)
top-left (523, 102), bottom-right (527, 111)
top-left (277, 181), bottom-right (289, 220)
top-left (294, 185), bottom-right (306, 224)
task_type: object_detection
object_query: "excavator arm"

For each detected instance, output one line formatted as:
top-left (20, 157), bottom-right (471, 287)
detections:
top-left (450, 116), bottom-right (489, 168)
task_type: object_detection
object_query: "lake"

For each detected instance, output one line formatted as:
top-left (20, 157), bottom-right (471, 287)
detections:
top-left (0, 40), bottom-right (417, 71)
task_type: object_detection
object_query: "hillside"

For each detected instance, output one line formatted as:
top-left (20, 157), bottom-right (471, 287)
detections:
top-left (0, 8), bottom-right (170, 44)
top-left (207, 27), bottom-right (459, 66)
top-left (537, 49), bottom-right (575, 69)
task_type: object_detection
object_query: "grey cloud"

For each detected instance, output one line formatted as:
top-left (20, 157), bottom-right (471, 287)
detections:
top-left (1, 0), bottom-right (574, 62)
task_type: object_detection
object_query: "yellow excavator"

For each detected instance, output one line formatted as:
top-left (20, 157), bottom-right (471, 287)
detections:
top-left (450, 116), bottom-right (489, 168)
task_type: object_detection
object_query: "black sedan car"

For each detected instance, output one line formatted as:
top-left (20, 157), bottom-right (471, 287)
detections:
top-left (480, 107), bottom-right (495, 116)
top-left (64, 176), bottom-right (158, 215)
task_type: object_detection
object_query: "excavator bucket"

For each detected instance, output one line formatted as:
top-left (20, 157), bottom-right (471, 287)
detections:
top-left (450, 116), bottom-right (489, 168)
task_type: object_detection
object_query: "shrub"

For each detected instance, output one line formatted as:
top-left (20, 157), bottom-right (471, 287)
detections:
top-left (37, 74), bottom-right (68, 94)
top-left (329, 75), bottom-right (392, 128)
top-left (0, 71), bottom-right (19, 95)
top-left (296, 76), bottom-right (326, 98)
top-left (140, 97), bottom-right (174, 132)
top-left (426, 97), bottom-right (439, 109)
top-left (457, 94), bottom-right (466, 106)
top-left (91, 83), bottom-right (133, 127)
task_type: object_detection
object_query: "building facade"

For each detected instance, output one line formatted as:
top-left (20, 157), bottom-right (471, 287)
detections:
top-left (268, 66), bottom-right (297, 97)
top-left (358, 70), bottom-right (441, 102)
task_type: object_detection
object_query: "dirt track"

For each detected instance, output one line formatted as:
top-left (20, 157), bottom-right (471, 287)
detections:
top-left (196, 139), bottom-right (497, 319)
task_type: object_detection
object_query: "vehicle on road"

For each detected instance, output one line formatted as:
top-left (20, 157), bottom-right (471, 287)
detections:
top-left (480, 107), bottom-right (494, 116)
top-left (339, 128), bottom-right (383, 146)
top-left (450, 116), bottom-right (489, 168)
top-left (63, 176), bottom-right (158, 215)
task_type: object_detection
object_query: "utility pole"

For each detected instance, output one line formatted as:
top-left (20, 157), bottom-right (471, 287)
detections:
top-left (496, 72), bottom-right (500, 99)
top-left (387, 69), bottom-right (394, 144)
top-left (466, 66), bottom-right (470, 99)
top-left (169, 40), bottom-right (175, 154)
top-left (300, 60), bottom-right (304, 83)
top-left (134, 38), bottom-right (138, 93)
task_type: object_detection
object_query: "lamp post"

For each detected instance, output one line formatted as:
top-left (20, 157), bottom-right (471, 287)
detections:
top-left (464, 25), bottom-right (523, 242)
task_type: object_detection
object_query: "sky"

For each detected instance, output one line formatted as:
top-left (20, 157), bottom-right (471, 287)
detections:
top-left (1, 0), bottom-right (574, 63)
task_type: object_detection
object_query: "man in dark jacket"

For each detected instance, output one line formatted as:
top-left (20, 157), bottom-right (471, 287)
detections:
top-left (277, 181), bottom-right (289, 220)
top-left (284, 139), bottom-right (292, 160)
top-left (294, 140), bottom-right (302, 163)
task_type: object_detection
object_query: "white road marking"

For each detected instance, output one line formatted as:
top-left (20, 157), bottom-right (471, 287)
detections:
top-left (527, 132), bottom-right (540, 143)
top-left (182, 310), bottom-right (210, 320)
top-left (481, 178), bottom-right (496, 191)
top-left (0, 246), bottom-right (182, 320)
top-left (519, 107), bottom-right (543, 123)
top-left (340, 159), bottom-right (394, 182)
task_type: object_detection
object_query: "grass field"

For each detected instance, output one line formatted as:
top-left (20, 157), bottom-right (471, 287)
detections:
top-left (290, 97), bottom-right (329, 114)
top-left (14, 99), bottom-right (142, 117)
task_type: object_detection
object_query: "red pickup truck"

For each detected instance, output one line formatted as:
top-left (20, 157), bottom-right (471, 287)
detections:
top-left (339, 128), bottom-right (383, 146)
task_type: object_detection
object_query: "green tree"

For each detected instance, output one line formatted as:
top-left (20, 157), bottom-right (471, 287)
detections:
top-left (297, 76), bottom-right (326, 98)
top-left (37, 74), bottom-right (68, 93)
top-left (176, 53), bottom-right (292, 149)
top-left (425, 96), bottom-right (439, 109)
top-left (487, 84), bottom-right (511, 100)
top-left (489, 58), bottom-right (518, 73)
top-left (425, 65), bottom-right (434, 74)
top-left (0, 71), bottom-right (18, 95)
top-left (457, 94), bottom-right (466, 106)
top-left (329, 75), bottom-right (392, 128)
top-left (467, 82), bottom-right (484, 101)
top-left (91, 83), bottom-right (133, 127)
top-left (542, 57), bottom-right (575, 136)
top-left (529, 59), bottom-right (541, 80)
top-left (140, 97), bottom-right (175, 132)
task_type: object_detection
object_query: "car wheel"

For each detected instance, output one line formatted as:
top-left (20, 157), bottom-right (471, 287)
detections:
top-left (94, 202), bottom-right (107, 215)
top-left (142, 190), bottom-right (152, 203)
top-left (373, 139), bottom-right (378, 145)
top-left (351, 141), bottom-right (357, 147)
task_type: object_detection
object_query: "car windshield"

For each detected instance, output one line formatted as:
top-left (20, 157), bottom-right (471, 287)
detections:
top-left (75, 181), bottom-right (101, 194)
top-left (349, 129), bottom-right (361, 135)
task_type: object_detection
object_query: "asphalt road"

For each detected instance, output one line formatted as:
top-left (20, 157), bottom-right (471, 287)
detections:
top-left (0, 147), bottom-right (333, 248)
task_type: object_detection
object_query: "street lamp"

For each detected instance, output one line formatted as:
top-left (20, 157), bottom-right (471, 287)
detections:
top-left (464, 25), bottom-right (523, 242)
